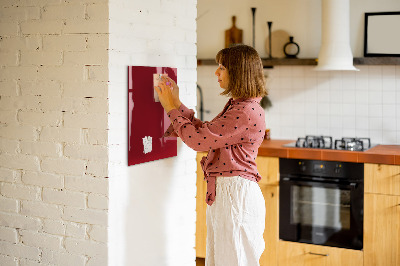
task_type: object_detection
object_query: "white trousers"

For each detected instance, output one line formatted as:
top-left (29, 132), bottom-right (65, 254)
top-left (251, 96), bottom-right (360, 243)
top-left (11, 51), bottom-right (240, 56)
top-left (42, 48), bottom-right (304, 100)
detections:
top-left (205, 176), bottom-right (266, 266)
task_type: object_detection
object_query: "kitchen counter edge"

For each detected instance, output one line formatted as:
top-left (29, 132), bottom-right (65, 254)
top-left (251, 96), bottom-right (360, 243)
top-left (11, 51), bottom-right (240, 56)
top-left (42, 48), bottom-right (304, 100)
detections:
top-left (257, 139), bottom-right (400, 165)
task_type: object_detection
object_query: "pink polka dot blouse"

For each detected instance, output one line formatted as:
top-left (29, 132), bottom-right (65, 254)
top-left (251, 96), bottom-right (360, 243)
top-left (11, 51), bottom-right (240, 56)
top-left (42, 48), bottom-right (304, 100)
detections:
top-left (164, 97), bottom-right (266, 206)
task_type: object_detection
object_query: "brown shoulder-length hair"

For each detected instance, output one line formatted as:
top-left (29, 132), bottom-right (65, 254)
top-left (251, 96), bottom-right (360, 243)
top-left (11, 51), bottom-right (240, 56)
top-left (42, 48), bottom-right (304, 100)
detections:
top-left (215, 45), bottom-right (267, 99)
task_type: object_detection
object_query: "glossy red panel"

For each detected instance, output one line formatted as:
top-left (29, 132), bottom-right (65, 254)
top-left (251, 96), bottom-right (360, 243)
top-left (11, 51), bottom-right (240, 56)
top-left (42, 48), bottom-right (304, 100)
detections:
top-left (128, 66), bottom-right (177, 166)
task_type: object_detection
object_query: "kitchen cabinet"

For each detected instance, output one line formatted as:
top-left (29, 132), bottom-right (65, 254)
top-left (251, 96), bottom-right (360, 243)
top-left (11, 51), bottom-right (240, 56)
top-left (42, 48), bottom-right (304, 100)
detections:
top-left (255, 156), bottom-right (280, 266)
top-left (195, 154), bottom-right (280, 265)
top-left (256, 156), bottom-right (279, 186)
top-left (259, 184), bottom-right (279, 266)
top-left (196, 152), bottom-right (208, 258)
top-left (364, 163), bottom-right (400, 266)
top-left (364, 163), bottom-right (400, 196)
top-left (278, 241), bottom-right (363, 266)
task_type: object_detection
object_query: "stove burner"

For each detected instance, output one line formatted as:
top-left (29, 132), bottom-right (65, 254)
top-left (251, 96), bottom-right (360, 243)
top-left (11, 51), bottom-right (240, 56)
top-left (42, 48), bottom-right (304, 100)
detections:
top-left (290, 136), bottom-right (372, 151)
top-left (295, 135), bottom-right (333, 149)
top-left (334, 137), bottom-right (371, 151)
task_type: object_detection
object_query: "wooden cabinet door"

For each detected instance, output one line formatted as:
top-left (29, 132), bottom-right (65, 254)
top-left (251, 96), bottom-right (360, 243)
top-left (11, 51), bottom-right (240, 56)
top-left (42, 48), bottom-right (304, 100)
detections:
top-left (256, 156), bottom-right (279, 186)
top-left (365, 164), bottom-right (400, 196)
top-left (278, 241), bottom-right (363, 266)
top-left (196, 152), bottom-right (208, 258)
top-left (259, 185), bottom-right (279, 266)
top-left (364, 193), bottom-right (400, 266)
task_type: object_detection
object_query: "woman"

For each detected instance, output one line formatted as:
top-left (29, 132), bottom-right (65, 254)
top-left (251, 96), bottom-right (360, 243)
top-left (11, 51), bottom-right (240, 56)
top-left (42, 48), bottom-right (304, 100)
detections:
top-left (155, 45), bottom-right (267, 266)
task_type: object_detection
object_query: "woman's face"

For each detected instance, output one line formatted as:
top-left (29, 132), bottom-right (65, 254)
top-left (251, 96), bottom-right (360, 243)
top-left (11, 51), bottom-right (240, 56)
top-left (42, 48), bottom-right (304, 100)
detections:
top-left (215, 64), bottom-right (229, 89)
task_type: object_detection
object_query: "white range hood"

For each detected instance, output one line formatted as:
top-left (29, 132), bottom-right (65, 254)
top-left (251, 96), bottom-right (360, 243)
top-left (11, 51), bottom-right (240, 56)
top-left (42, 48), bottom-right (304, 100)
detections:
top-left (314, 0), bottom-right (359, 71)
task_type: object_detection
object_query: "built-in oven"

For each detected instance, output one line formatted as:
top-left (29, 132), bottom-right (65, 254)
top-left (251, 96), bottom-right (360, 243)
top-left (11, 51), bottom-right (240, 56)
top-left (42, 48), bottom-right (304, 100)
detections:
top-left (279, 158), bottom-right (364, 250)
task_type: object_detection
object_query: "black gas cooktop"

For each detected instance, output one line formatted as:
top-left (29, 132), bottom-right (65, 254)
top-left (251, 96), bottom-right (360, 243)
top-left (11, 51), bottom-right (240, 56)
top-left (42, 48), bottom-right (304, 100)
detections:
top-left (283, 135), bottom-right (376, 152)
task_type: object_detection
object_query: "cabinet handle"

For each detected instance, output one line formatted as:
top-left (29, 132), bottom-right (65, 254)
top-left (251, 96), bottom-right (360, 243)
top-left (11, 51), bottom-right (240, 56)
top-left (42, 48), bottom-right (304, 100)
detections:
top-left (309, 252), bottom-right (329, 257)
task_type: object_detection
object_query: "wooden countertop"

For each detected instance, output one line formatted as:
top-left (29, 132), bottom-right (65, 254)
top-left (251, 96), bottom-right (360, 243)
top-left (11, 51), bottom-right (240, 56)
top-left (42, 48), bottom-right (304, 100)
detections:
top-left (258, 139), bottom-right (400, 165)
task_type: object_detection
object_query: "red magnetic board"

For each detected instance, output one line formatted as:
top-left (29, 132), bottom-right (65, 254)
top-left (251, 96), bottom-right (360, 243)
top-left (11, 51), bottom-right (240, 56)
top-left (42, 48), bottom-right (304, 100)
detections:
top-left (128, 66), bottom-right (177, 166)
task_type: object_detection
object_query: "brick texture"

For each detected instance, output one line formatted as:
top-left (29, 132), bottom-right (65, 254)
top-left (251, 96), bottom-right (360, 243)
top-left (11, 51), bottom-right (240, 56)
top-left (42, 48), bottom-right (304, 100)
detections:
top-left (0, 0), bottom-right (109, 264)
top-left (1, 0), bottom-right (198, 265)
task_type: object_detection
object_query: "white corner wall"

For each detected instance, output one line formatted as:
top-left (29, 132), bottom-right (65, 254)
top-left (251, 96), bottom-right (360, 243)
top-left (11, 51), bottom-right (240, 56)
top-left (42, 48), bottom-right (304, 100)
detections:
top-left (108, 0), bottom-right (198, 265)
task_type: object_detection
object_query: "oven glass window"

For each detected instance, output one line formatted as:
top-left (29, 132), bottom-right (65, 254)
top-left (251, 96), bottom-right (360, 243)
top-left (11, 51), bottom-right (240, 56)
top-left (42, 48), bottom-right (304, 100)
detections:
top-left (291, 185), bottom-right (350, 230)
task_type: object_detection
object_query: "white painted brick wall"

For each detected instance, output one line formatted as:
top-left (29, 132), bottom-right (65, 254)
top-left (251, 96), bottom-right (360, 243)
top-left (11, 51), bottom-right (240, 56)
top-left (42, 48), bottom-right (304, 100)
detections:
top-left (0, 226), bottom-right (18, 243)
top-left (41, 249), bottom-right (86, 266)
top-left (88, 225), bottom-right (107, 242)
top-left (2, 0), bottom-right (198, 265)
top-left (0, 196), bottom-right (18, 212)
top-left (0, 0), bottom-right (109, 265)
top-left (65, 222), bottom-right (86, 239)
top-left (20, 230), bottom-right (63, 250)
top-left (108, 0), bottom-right (197, 265)
top-left (21, 171), bottom-right (63, 189)
top-left (43, 219), bottom-right (66, 235)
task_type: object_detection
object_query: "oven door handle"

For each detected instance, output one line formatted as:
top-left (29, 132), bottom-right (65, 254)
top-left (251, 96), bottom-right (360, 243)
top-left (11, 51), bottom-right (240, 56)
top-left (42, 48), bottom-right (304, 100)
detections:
top-left (281, 177), bottom-right (357, 188)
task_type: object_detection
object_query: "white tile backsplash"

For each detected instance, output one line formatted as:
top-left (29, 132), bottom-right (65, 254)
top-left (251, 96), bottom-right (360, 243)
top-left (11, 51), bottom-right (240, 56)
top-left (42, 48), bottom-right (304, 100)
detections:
top-left (342, 90), bottom-right (355, 104)
top-left (330, 116), bottom-right (343, 128)
top-left (383, 104), bottom-right (396, 118)
top-left (369, 91), bottom-right (383, 104)
top-left (383, 77), bottom-right (396, 91)
top-left (197, 65), bottom-right (400, 144)
top-left (355, 104), bottom-right (369, 117)
top-left (369, 104), bottom-right (383, 118)
top-left (342, 103), bottom-right (356, 116)
top-left (383, 117), bottom-right (397, 131)
top-left (356, 117), bottom-right (369, 130)
top-left (330, 89), bottom-right (343, 103)
top-left (355, 90), bottom-right (369, 104)
top-left (317, 88), bottom-right (330, 103)
top-left (369, 76), bottom-right (383, 91)
top-left (330, 103), bottom-right (342, 116)
top-left (383, 91), bottom-right (396, 104)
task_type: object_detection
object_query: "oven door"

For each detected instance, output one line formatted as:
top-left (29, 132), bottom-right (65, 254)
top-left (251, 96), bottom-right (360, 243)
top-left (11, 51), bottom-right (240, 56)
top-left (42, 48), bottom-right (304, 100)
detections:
top-left (279, 177), bottom-right (363, 250)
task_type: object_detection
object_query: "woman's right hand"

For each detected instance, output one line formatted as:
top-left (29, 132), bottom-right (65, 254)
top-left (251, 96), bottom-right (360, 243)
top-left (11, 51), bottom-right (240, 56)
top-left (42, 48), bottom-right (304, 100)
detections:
top-left (162, 76), bottom-right (181, 109)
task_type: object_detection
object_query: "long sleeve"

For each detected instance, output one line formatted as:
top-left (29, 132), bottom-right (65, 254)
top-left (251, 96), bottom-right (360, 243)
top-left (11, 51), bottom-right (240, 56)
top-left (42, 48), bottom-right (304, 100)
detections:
top-left (166, 105), bottom-right (255, 152)
top-left (163, 103), bottom-right (205, 137)
top-left (170, 97), bottom-right (265, 206)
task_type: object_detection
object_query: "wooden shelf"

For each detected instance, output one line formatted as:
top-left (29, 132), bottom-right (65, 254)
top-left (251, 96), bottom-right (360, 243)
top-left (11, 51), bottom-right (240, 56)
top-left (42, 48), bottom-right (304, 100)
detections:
top-left (353, 57), bottom-right (400, 65)
top-left (197, 58), bottom-right (317, 67)
top-left (262, 58), bottom-right (317, 67)
top-left (197, 57), bottom-right (400, 68)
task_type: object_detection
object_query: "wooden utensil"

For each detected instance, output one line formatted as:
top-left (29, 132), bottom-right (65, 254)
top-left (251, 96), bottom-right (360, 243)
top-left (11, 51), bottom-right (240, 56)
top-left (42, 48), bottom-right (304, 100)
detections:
top-left (225, 16), bottom-right (243, 48)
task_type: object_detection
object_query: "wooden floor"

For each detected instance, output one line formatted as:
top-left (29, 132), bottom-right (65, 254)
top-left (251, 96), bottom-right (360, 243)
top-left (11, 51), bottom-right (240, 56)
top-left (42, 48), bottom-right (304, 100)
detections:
top-left (196, 257), bottom-right (205, 266)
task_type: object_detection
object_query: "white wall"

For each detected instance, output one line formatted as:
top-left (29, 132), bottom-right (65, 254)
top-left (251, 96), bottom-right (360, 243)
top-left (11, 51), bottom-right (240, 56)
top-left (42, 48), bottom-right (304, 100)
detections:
top-left (266, 65), bottom-right (400, 144)
top-left (197, 0), bottom-right (400, 145)
top-left (108, 0), bottom-right (198, 265)
top-left (198, 0), bottom-right (400, 58)
top-left (198, 64), bottom-right (400, 145)
top-left (0, 1), bottom-right (109, 265)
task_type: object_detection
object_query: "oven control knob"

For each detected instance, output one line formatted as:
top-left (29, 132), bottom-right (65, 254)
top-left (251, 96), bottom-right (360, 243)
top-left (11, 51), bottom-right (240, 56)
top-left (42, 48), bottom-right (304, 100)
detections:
top-left (334, 164), bottom-right (342, 174)
top-left (298, 161), bottom-right (306, 171)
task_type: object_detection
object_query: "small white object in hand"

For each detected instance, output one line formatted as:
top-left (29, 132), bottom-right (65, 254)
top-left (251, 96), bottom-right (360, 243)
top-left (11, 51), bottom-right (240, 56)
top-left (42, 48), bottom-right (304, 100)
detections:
top-left (143, 136), bottom-right (152, 154)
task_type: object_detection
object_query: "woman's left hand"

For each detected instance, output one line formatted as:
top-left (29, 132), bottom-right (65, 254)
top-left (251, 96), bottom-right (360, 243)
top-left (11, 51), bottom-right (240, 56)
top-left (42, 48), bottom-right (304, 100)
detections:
top-left (154, 79), bottom-right (177, 113)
